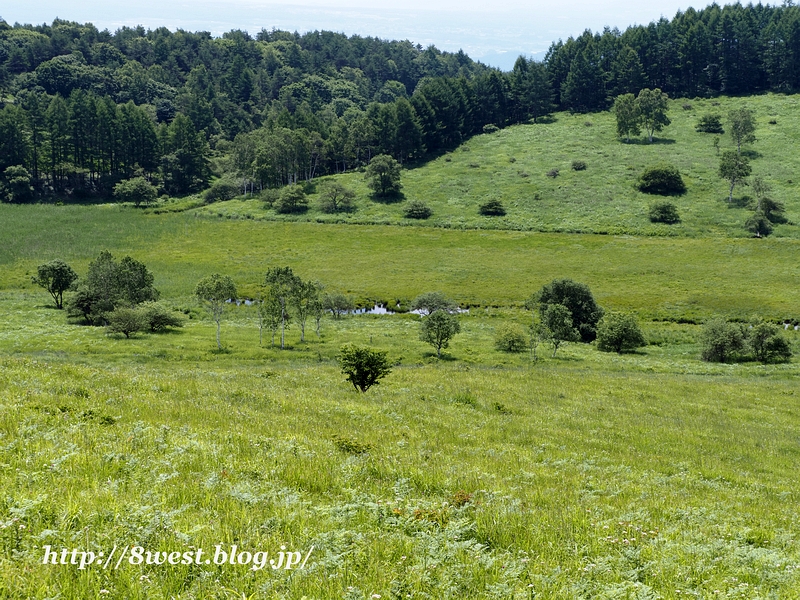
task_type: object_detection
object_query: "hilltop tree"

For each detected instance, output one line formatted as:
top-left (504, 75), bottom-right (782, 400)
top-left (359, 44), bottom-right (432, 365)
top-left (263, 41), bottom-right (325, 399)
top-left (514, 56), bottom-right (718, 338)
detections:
top-left (719, 150), bottom-right (751, 202)
top-left (635, 88), bottom-right (670, 143)
top-left (195, 273), bottom-right (237, 350)
top-left (32, 260), bottom-right (78, 309)
top-left (419, 309), bottom-right (461, 358)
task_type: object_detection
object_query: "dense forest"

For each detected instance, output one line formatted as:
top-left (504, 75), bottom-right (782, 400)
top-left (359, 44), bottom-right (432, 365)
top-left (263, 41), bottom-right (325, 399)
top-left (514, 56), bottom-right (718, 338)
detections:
top-left (2, 2), bottom-right (800, 200)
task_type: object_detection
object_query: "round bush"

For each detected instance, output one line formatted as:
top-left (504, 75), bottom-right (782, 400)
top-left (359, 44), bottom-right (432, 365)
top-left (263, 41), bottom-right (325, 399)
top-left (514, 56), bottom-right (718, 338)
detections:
top-left (404, 200), bottom-right (432, 219)
top-left (571, 160), bottom-right (587, 171)
top-left (637, 164), bottom-right (686, 195)
top-left (648, 201), bottom-right (681, 224)
top-left (204, 179), bottom-right (240, 203)
top-left (494, 323), bottom-right (528, 353)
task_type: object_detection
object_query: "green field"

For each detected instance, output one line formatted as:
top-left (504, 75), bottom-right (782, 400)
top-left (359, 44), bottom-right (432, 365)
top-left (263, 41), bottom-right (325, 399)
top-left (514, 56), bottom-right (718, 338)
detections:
top-left (187, 94), bottom-right (800, 238)
top-left (2, 103), bottom-right (800, 597)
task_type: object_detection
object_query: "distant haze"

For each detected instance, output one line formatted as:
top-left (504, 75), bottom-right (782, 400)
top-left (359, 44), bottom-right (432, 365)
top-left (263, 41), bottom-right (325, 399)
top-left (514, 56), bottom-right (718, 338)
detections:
top-left (7, 0), bottom-right (719, 70)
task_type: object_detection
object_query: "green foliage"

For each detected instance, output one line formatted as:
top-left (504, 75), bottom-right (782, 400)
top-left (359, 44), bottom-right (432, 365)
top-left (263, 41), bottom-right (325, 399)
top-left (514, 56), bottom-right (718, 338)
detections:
top-left (338, 343), bottom-right (392, 392)
top-left (403, 200), bottom-right (432, 219)
top-left (264, 266), bottom-right (302, 348)
top-left (719, 150), bottom-right (751, 202)
top-left (700, 317), bottom-right (747, 363)
top-left (318, 180), bottom-right (356, 213)
top-left (729, 107), bottom-right (756, 153)
top-left (571, 160), bottom-right (587, 171)
top-left (1, 165), bottom-right (34, 203)
top-left (637, 164), bottom-right (686, 195)
top-left (365, 154), bottom-right (401, 197)
top-left (195, 273), bottom-right (237, 350)
top-left (744, 211), bottom-right (773, 237)
top-left (494, 323), bottom-right (528, 353)
top-left (323, 292), bottom-right (354, 319)
top-left (635, 88), bottom-right (671, 142)
top-left (541, 303), bottom-right (580, 357)
top-left (32, 259), bottom-right (78, 309)
top-left (648, 201), bottom-right (681, 224)
top-left (411, 292), bottom-right (458, 315)
top-left (534, 278), bottom-right (604, 343)
top-left (478, 198), bottom-right (506, 216)
top-left (613, 93), bottom-right (640, 142)
top-left (113, 177), bottom-right (158, 207)
top-left (137, 301), bottom-right (184, 332)
top-left (275, 184), bottom-right (309, 214)
top-left (596, 312), bottom-right (647, 353)
top-left (749, 322), bottom-right (792, 364)
top-left (419, 309), bottom-right (461, 358)
top-left (696, 114), bottom-right (724, 134)
top-left (204, 178), bottom-right (240, 204)
top-left (332, 434), bottom-right (372, 454)
top-left (105, 307), bottom-right (145, 338)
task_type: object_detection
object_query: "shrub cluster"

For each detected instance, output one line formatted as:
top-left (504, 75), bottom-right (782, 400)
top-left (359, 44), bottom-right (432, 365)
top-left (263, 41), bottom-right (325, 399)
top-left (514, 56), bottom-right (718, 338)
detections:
top-left (701, 318), bottom-right (792, 363)
top-left (637, 164), bottom-right (686, 195)
top-left (478, 199), bottom-right (506, 216)
top-left (404, 200), bottom-right (432, 219)
top-left (648, 201), bottom-right (681, 224)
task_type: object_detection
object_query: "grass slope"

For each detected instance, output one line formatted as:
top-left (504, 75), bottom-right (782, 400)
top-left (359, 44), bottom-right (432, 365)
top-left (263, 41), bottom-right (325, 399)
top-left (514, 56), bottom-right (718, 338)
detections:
top-left (192, 93), bottom-right (800, 237)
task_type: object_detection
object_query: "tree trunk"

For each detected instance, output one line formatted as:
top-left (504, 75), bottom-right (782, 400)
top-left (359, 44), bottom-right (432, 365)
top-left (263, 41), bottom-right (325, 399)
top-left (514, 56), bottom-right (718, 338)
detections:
top-left (216, 319), bottom-right (221, 350)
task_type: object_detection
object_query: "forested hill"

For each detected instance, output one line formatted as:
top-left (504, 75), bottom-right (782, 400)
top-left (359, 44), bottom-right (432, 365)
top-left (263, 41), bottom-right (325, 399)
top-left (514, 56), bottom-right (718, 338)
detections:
top-left (2, 2), bottom-right (800, 202)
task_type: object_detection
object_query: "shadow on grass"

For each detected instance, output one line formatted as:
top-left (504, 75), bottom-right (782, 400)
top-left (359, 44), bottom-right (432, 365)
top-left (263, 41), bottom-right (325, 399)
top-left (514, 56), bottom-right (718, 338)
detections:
top-left (370, 191), bottom-right (406, 204)
top-left (727, 195), bottom-right (752, 208)
top-left (622, 138), bottom-right (677, 145)
top-left (422, 352), bottom-right (458, 361)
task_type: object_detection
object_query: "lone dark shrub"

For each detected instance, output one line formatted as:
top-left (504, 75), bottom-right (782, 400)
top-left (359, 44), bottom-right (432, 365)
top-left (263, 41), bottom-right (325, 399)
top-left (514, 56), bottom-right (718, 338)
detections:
top-left (404, 200), bottom-right (432, 219)
top-left (204, 179), bottom-right (240, 203)
top-left (596, 313), bottom-right (647, 353)
top-left (338, 344), bottom-right (392, 392)
top-left (637, 164), bottom-right (686, 195)
top-left (745, 211), bottom-right (773, 237)
top-left (700, 317), bottom-right (747, 362)
top-left (648, 201), bottom-right (681, 224)
top-left (571, 160), bottom-right (587, 171)
top-left (479, 199), bottom-right (506, 216)
top-left (547, 168), bottom-right (559, 178)
top-left (494, 323), bottom-right (528, 353)
top-left (275, 185), bottom-right (309, 214)
top-left (696, 114), bottom-right (724, 133)
top-left (749, 322), bottom-right (792, 364)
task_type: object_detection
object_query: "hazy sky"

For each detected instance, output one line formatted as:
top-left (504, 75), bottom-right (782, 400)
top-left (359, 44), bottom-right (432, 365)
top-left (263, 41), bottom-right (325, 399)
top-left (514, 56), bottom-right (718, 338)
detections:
top-left (5, 0), bottom-right (716, 70)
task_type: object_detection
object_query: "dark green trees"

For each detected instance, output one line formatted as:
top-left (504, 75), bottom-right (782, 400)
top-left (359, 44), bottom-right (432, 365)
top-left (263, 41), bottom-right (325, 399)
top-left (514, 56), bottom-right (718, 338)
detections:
top-left (338, 344), bottom-right (392, 392)
top-left (533, 279), bottom-right (604, 343)
top-left (596, 313), bottom-right (647, 354)
top-left (365, 154), bottom-right (401, 197)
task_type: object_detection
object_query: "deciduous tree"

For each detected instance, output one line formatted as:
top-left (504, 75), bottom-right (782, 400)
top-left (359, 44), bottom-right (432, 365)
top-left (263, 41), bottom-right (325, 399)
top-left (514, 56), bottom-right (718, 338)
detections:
top-left (32, 259), bottom-right (78, 309)
top-left (195, 273), bottom-right (237, 350)
top-left (419, 309), bottom-right (461, 358)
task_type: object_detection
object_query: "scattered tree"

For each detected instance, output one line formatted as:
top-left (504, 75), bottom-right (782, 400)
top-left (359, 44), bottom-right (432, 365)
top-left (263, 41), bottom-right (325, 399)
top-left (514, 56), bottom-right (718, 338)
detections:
top-left (751, 176), bottom-right (785, 223)
top-left (728, 107), bottom-right (756, 154)
top-left (32, 259), bottom-right (78, 309)
top-left (744, 211), bottom-right (773, 237)
top-left (411, 291), bottom-right (459, 315)
top-left (494, 323), bottom-right (528, 353)
top-left (419, 309), bottom-right (461, 358)
top-left (700, 317), bottom-right (747, 362)
top-left (541, 303), bottom-right (580, 357)
top-left (138, 301), bottom-right (184, 332)
top-left (338, 344), bottom-right (392, 392)
top-left (696, 114), bottom-right (724, 133)
top-left (533, 278), bottom-right (604, 342)
top-left (257, 290), bottom-right (282, 347)
top-left (323, 292), bottom-right (354, 320)
top-left (318, 180), bottom-right (356, 213)
top-left (106, 307), bottom-right (145, 338)
top-left (113, 177), bottom-right (158, 207)
top-left (292, 279), bottom-right (320, 343)
top-left (275, 185), bottom-right (309, 214)
top-left (195, 273), bottom-right (237, 350)
top-left (365, 154), bottom-right (401, 197)
top-left (264, 266), bottom-right (301, 349)
top-left (749, 321), bottom-right (792, 364)
top-left (635, 88), bottom-right (670, 142)
top-left (596, 312), bottom-right (647, 353)
top-left (637, 164), bottom-right (686, 195)
top-left (204, 178), bottom-right (240, 203)
top-left (719, 150), bottom-right (751, 203)
top-left (613, 93), bottom-right (640, 142)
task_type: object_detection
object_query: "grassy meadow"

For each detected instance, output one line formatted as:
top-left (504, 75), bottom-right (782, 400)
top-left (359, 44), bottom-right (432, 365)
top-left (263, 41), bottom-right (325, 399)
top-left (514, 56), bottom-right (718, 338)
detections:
top-left (188, 94), bottom-right (800, 238)
top-left (3, 98), bottom-right (800, 598)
